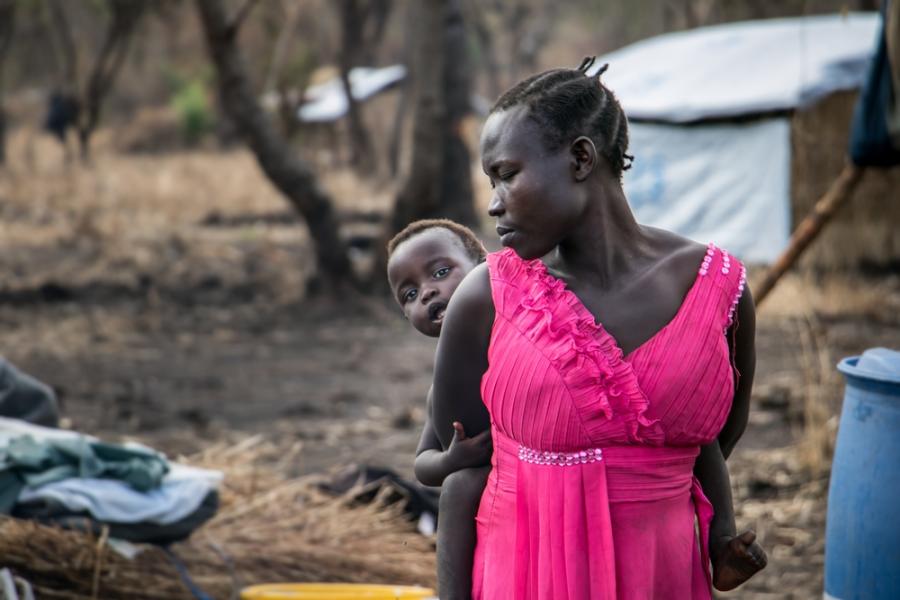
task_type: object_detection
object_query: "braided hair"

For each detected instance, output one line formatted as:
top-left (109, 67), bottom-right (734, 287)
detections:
top-left (491, 57), bottom-right (634, 178)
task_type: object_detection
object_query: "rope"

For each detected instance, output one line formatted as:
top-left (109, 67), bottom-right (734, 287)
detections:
top-left (162, 546), bottom-right (214, 600)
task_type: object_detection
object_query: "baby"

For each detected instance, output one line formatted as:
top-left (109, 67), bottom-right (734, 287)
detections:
top-left (387, 219), bottom-right (492, 599)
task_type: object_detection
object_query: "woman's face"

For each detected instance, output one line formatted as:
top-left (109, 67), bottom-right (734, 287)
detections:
top-left (480, 105), bottom-right (588, 260)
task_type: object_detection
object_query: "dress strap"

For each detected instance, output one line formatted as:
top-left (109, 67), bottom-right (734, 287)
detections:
top-left (697, 243), bottom-right (748, 330)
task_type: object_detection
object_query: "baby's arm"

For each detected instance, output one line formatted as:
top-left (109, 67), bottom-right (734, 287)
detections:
top-left (695, 287), bottom-right (766, 591)
top-left (415, 389), bottom-right (492, 487)
top-left (414, 390), bottom-right (450, 487)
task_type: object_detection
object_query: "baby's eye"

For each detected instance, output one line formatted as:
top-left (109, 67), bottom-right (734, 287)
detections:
top-left (402, 288), bottom-right (418, 303)
top-left (434, 266), bottom-right (451, 279)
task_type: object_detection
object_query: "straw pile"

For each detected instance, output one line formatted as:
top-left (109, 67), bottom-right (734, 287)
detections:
top-left (0, 436), bottom-right (437, 599)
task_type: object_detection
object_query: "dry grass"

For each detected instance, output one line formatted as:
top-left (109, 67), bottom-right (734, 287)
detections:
top-left (751, 267), bottom-right (885, 476)
top-left (0, 436), bottom-right (436, 599)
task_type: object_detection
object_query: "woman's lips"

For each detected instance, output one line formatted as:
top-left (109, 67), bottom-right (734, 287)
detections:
top-left (496, 225), bottom-right (515, 245)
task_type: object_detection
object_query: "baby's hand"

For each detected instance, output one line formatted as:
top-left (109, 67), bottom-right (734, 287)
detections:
top-left (445, 421), bottom-right (493, 471)
top-left (711, 530), bottom-right (767, 591)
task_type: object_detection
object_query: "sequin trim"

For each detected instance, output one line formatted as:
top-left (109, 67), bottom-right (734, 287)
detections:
top-left (699, 242), bottom-right (715, 276)
top-left (518, 446), bottom-right (604, 466)
top-left (727, 264), bottom-right (747, 327)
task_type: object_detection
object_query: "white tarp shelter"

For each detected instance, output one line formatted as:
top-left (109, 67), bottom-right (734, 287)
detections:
top-left (297, 65), bottom-right (407, 123)
top-left (587, 13), bottom-right (880, 263)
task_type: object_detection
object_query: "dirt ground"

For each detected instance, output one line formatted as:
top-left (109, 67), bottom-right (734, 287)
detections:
top-left (2, 130), bottom-right (899, 599)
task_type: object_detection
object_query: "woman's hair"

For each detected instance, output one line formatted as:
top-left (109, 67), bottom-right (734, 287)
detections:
top-left (387, 219), bottom-right (487, 264)
top-left (491, 57), bottom-right (633, 178)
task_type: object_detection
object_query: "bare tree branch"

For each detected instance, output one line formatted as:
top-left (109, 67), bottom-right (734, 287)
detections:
top-left (196, 0), bottom-right (356, 290)
top-left (0, 0), bottom-right (15, 164)
top-left (261, 0), bottom-right (302, 94)
top-left (225, 0), bottom-right (261, 38)
top-left (77, 0), bottom-right (145, 159)
top-left (46, 0), bottom-right (79, 92)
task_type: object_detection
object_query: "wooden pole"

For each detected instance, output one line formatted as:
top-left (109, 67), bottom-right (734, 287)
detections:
top-left (755, 162), bottom-right (865, 306)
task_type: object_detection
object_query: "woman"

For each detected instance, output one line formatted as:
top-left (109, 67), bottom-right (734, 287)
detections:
top-left (430, 60), bottom-right (766, 599)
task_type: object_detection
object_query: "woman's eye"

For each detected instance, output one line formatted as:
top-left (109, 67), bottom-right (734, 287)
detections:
top-left (434, 267), bottom-right (451, 279)
top-left (488, 178), bottom-right (496, 190)
top-left (403, 288), bottom-right (417, 303)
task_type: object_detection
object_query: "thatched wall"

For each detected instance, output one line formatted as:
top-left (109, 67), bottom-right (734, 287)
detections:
top-left (791, 91), bottom-right (900, 271)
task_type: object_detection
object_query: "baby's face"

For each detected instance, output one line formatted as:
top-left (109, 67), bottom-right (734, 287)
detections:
top-left (387, 228), bottom-right (478, 338)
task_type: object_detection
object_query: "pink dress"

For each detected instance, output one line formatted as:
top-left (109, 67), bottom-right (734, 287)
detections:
top-left (472, 244), bottom-right (747, 599)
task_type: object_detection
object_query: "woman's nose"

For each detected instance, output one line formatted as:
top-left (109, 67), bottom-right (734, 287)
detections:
top-left (488, 192), bottom-right (505, 217)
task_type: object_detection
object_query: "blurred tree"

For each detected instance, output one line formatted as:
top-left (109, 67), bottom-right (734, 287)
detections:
top-left (46, 0), bottom-right (146, 160)
top-left (335, 0), bottom-right (391, 173)
top-left (465, 0), bottom-right (502, 100)
top-left (196, 0), bottom-right (355, 290)
top-left (390, 0), bottom-right (476, 236)
top-left (0, 0), bottom-right (14, 164)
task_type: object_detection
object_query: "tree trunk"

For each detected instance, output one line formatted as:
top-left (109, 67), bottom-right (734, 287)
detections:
top-left (195, 0), bottom-right (355, 290)
top-left (390, 0), bottom-right (476, 235)
top-left (0, 0), bottom-right (14, 164)
top-left (337, 0), bottom-right (375, 172)
top-left (466, 0), bottom-right (501, 101)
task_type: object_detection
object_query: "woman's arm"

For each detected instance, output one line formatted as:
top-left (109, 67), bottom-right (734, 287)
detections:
top-left (718, 286), bottom-right (756, 459)
top-left (431, 263), bottom-right (494, 449)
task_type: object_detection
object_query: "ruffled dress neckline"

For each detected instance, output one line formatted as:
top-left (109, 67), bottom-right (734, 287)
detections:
top-left (496, 248), bottom-right (666, 445)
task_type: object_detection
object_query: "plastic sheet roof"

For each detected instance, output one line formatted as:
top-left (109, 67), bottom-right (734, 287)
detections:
top-left (587, 13), bottom-right (880, 122)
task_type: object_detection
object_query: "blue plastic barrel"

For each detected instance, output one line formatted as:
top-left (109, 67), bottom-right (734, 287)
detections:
top-left (825, 347), bottom-right (900, 600)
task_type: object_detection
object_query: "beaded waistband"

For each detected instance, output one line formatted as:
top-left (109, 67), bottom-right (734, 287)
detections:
top-left (518, 445), bottom-right (604, 466)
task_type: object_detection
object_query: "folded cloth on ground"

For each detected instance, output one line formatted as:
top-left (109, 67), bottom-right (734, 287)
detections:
top-left (0, 418), bottom-right (222, 529)
top-left (16, 463), bottom-right (220, 525)
top-left (0, 435), bottom-right (169, 513)
top-left (13, 487), bottom-right (220, 544)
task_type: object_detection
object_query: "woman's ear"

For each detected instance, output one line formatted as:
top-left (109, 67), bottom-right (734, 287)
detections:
top-left (570, 136), bottom-right (597, 181)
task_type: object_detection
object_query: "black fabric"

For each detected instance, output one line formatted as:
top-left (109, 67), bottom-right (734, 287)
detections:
top-left (12, 489), bottom-right (219, 545)
top-left (0, 358), bottom-right (59, 427)
top-left (318, 464), bottom-right (439, 520)
top-left (849, 2), bottom-right (900, 167)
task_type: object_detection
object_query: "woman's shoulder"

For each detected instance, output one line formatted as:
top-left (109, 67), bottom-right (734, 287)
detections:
top-left (646, 227), bottom-right (749, 326)
top-left (643, 227), bottom-right (708, 281)
top-left (445, 262), bottom-right (494, 328)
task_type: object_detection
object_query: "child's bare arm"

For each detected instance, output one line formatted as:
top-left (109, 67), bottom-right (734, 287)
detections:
top-left (414, 403), bottom-right (448, 486)
top-left (694, 439), bottom-right (737, 543)
top-left (695, 440), bottom-right (767, 590)
top-left (415, 390), bottom-right (492, 487)
top-left (719, 288), bottom-right (756, 458)
top-left (694, 288), bottom-right (765, 590)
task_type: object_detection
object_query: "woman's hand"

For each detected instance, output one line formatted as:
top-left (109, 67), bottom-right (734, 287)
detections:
top-left (444, 421), bottom-right (493, 471)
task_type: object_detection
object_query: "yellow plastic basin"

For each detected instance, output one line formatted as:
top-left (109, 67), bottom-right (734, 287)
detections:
top-left (240, 583), bottom-right (436, 600)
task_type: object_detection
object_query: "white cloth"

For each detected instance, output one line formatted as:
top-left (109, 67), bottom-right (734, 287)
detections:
top-left (0, 417), bottom-right (222, 525)
top-left (624, 118), bottom-right (791, 263)
top-left (589, 13), bottom-right (879, 122)
top-left (17, 463), bottom-right (221, 525)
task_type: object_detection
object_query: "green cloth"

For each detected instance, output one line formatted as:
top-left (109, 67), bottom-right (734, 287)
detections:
top-left (0, 435), bottom-right (168, 514)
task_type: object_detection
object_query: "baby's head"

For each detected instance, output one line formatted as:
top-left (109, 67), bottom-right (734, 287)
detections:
top-left (387, 219), bottom-right (486, 338)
